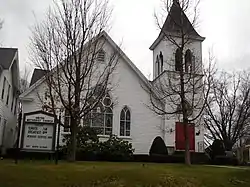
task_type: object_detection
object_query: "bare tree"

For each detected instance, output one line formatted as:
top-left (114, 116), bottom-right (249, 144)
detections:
top-left (30, 0), bottom-right (119, 161)
top-left (147, 0), bottom-right (215, 165)
top-left (20, 65), bottom-right (31, 94)
top-left (205, 70), bottom-right (250, 151)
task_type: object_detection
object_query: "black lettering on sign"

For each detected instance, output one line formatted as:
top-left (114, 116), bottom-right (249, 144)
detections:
top-left (38, 135), bottom-right (47, 139)
top-left (28, 126), bottom-right (38, 130)
top-left (44, 120), bottom-right (53, 123)
top-left (36, 117), bottom-right (44, 120)
top-left (28, 130), bottom-right (42, 134)
top-left (27, 135), bottom-right (37, 138)
top-left (39, 146), bottom-right (47, 148)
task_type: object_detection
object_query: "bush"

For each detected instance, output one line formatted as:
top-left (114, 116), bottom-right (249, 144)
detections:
top-left (210, 139), bottom-right (225, 159)
top-left (62, 126), bottom-right (99, 156)
top-left (98, 135), bottom-right (134, 161)
top-left (62, 127), bottom-right (134, 161)
top-left (149, 136), bottom-right (168, 156)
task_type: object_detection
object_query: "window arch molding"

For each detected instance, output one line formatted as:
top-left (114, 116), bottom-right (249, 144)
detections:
top-left (119, 105), bottom-right (131, 137)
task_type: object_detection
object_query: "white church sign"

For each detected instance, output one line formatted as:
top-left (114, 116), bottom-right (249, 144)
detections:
top-left (21, 111), bottom-right (56, 153)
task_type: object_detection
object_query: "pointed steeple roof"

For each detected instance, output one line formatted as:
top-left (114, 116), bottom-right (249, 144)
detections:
top-left (150, 0), bottom-right (205, 50)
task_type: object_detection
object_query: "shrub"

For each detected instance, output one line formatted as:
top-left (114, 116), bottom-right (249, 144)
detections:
top-left (149, 136), bottom-right (168, 156)
top-left (62, 128), bottom-right (134, 161)
top-left (211, 139), bottom-right (226, 159)
top-left (62, 126), bottom-right (99, 156)
top-left (98, 135), bottom-right (134, 161)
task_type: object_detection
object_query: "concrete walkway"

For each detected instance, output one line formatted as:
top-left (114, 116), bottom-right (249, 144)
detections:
top-left (205, 165), bottom-right (249, 170)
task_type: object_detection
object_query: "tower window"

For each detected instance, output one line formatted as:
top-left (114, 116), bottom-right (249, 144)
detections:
top-left (185, 49), bottom-right (192, 72)
top-left (192, 54), bottom-right (195, 72)
top-left (1, 77), bottom-right (6, 100)
top-left (175, 48), bottom-right (182, 71)
top-left (156, 55), bottom-right (159, 76)
top-left (159, 51), bottom-right (164, 73)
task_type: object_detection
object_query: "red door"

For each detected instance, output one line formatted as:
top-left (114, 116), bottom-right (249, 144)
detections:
top-left (175, 122), bottom-right (195, 151)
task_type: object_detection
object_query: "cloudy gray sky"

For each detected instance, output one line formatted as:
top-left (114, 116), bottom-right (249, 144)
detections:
top-left (0, 0), bottom-right (250, 78)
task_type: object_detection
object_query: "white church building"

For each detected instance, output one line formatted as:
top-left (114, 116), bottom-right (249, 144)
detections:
top-left (19, 1), bottom-right (205, 155)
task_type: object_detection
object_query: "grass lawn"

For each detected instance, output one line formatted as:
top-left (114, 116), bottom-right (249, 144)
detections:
top-left (0, 160), bottom-right (249, 187)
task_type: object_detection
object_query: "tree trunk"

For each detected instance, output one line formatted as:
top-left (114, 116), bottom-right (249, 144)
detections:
top-left (179, 49), bottom-right (191, 165)
top-left (68, 118), bottom-right (77, 162)
top-left (184, 122), bottom-right (191, 165)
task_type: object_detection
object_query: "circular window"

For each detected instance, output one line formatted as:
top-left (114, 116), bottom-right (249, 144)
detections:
top-left (102, 94), bottom-right (112, 107)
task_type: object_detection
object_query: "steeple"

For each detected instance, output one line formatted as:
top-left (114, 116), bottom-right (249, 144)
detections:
top-left (173, 0), bottom-right (179, 5)
top-left (150, 0), bottom-right (205, 79)
top-left (150, 0), bottom-right (205, 50)
top-left (162, 0), bottom-right (200, 37)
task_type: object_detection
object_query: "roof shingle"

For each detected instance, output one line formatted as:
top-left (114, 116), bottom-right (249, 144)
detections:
top-left (161, 0), bottom-right (201, 37)
top-left (0, 48), bottom-right (18, 69)
top-left (30, 68), bottom-right (48, 87)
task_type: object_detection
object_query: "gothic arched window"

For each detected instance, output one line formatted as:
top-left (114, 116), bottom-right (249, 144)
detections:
top-left (159, 51), bottom-right (164, 73)
top-left (185, 49), bottom-right (192, 72)
top-left (156, 55), bottom-right (159, 76)
top-left (175, 48), bottom-right (182, 71)
top-left (91, 94), bottom-right (113, 135)
top-left (120, 106), bottom-right (131, 136)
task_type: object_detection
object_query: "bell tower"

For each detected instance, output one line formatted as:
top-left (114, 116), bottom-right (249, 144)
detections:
top-left (150, 0), bottom-right (205, 79)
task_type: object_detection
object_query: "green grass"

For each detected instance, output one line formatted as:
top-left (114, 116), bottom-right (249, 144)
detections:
top-left (0, 160), bottom-right (249, 187)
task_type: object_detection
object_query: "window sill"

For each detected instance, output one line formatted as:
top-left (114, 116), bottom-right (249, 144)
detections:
top-left (61, 131), bottom-right (70, 134)
top-left (97, 135), bottom-right (110, 138)
top-left (118, 136), bottom-right (132, 140)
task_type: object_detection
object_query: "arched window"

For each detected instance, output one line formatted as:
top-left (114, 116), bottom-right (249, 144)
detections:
top-left (91, 94), bottom-right (113, 135)
top-left (185, 49), bottom-right (192, 72)
top-left (192, 54), bottom-right (195, 72)
top-left (97, 49), bottom-right (105, 62)
top-left (120, 106), bottom-right (131, 136)
top-left (156, 55), bottom-right (159, 76)
top-left (159, 51), bottom-right (164, 73)
top-left (64, 108), bottom-right (70, 132)
top-left (175, 48), bottom-right (182, 71)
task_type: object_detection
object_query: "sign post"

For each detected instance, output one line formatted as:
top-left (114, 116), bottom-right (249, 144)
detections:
top-left (15, 112), bottom-right (22, 164)
top-left (55, 113), bottom-right (61, 165)
top-left (20, 111), bottom-right (56, 154)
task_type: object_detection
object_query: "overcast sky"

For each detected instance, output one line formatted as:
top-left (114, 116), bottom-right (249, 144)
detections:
top-left (0, 0), bottom-right (250, 78)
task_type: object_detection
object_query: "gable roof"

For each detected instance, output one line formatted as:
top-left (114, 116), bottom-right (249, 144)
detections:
top-left (150, 0), bottom-right (205, 50)
top-left (20, 31), bottom-right (152, 99)
top-left (30, 68), bottom-right (49, 87)
top-left (0, 48), bottom-right (18, 69)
